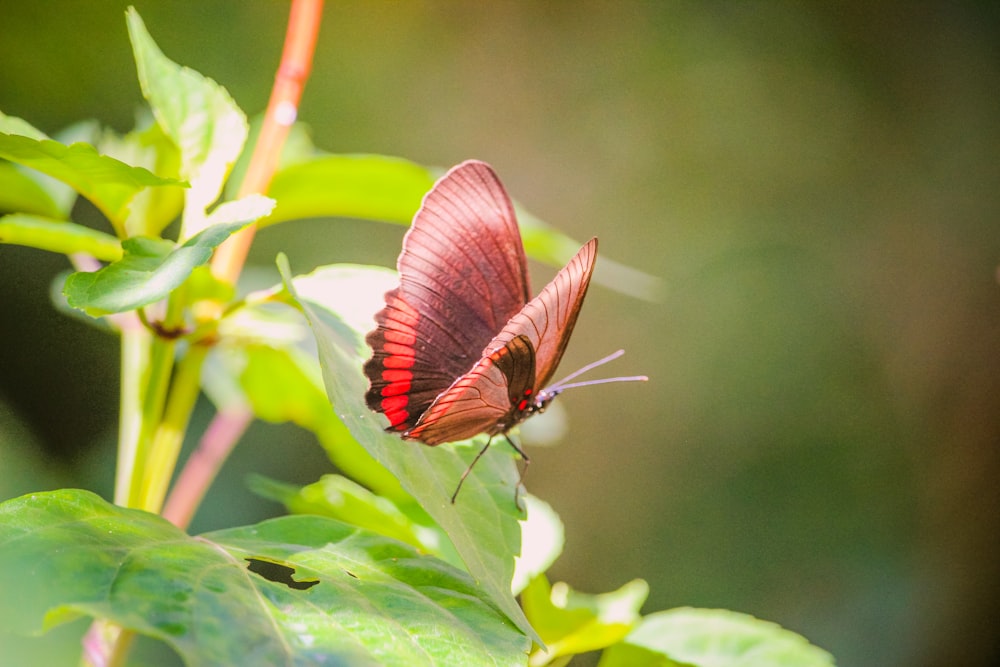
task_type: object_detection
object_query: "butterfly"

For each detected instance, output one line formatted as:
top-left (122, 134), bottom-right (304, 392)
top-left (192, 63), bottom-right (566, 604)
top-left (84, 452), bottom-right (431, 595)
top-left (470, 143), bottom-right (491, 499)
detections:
top-left (363, 160), bottom-right (645, 501)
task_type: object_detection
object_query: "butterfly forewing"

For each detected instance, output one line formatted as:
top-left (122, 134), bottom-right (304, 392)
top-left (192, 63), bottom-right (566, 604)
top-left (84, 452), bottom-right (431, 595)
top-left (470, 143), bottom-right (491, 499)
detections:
top-left (364, 161), bottom-right (531, 432)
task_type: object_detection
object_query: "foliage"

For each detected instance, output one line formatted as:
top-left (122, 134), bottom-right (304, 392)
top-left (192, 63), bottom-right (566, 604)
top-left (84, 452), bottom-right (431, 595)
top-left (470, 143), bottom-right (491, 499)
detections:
top-left (0, 7), bottom-right (835, 666)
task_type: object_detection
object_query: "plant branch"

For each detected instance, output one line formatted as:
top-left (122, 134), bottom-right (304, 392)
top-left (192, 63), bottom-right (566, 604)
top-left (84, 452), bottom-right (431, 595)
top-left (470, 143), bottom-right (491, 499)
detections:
top-left (211, 0), bottom-right (324, 286)
top-left (162, 407), bottom-right (254, 529)
top-left (139, 343), bottom-right (210, 513)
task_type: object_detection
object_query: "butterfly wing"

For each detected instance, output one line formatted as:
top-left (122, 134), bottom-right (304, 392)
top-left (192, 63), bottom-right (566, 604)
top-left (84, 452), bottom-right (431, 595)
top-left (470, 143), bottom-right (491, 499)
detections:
top-left (364, 160), bottom-right (531, 433)
top-left (404, 335), bottom-right (536, 445)
top-left (486, 237), bottom-right (598, 388)
top-left (406, 240), bottom-right (597, 444)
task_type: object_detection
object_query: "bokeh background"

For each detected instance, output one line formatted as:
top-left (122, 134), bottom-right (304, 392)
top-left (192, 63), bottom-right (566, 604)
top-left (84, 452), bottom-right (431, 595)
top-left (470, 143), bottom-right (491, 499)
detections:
top-left (2, 3), bottom-right (999, 666)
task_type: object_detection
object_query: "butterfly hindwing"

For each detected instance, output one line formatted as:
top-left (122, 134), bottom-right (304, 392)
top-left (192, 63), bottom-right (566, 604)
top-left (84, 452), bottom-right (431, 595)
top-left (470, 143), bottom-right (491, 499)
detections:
top-left (485, 237), bottom-right (598, 389)
top-left (405, 335), bottom-right (537, 446)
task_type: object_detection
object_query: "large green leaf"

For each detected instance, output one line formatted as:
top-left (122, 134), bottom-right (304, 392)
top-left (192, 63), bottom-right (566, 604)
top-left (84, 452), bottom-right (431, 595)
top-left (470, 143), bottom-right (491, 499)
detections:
top-left (0, 132), bottom-right (184, 231)
top-left (0, 489), bottom-right (528, 666)
top-left (279, 260), bottom-right (540, 645)
top-left (127, 7), bottom-right (248, 235)
top-left (0, 214), bottom-right (122, 260)
top-left (63, 210), bottom-right (267, 317)
top-left (597, 608), bottom-right (836, 667)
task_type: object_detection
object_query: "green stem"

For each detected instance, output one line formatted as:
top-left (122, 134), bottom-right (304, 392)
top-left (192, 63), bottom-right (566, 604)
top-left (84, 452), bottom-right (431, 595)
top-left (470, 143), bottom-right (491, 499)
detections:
top-left (128, 334), bottom-right (176, 507)
top-left (139, 343), bottom-right (209, 513)
top-left (114, 324), bottom-right (151, 506)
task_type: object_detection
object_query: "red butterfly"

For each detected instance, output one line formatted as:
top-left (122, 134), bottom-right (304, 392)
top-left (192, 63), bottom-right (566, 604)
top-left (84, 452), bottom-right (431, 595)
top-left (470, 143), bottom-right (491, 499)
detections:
top-left (364, 160), bottom-right (645, 501)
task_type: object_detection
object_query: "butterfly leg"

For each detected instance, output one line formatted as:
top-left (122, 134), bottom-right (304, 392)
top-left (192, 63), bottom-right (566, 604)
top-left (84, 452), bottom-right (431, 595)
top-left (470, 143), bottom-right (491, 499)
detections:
top-left (500, 434), bottom-right (530, 513)
top-left (450, 437), bottom-right (495, 504)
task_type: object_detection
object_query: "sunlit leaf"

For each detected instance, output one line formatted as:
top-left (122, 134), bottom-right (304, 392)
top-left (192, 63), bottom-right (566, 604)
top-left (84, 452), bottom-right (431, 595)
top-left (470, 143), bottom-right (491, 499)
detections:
top-left (0, 115), bottom-right (95, 218)
top-left (63, 219), bottom-right (251, 317)
top-left (0, 111), bottom-right (47, 140)
top-left (597, 608), bottom-right (836, 667)
top-left (279, 259), bottom-right (541, 644)
top-left (249, 474), bottom-right (429, 553)
top-left (0, 163), bottom-right (62, 217)
top-left (127, 7), bottom-right (248, 235)
top-left (522, 576), bottom-right (647, 664)
top-left (512, 495), bottom-right (564, 595)
top-left (0, 132), bottom-right (184, 232)
top-left (0, 214), bottom-right (122, 260)
top-left (204, 193), bottom-right (274, 227)
top-left (0, 489), bottom-right (529, 666)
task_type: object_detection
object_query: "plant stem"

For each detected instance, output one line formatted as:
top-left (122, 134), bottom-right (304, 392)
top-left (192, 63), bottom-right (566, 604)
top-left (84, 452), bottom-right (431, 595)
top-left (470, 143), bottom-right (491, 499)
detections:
top-left (139, 343), bottom-right (209, 513)
top-left (114, 322), bottom-right (150, 506)
top-left (162, 407), bottom-right (253, 529)
top-left (211, 0), bottom-right (324, 286)
top-left (127, 334), bottom-right (175, 507)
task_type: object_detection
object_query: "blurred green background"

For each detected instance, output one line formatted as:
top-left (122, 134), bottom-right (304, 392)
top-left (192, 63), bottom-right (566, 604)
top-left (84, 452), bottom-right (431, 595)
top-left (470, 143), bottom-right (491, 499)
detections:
top-left (2, 2), bottom-right (999, 666)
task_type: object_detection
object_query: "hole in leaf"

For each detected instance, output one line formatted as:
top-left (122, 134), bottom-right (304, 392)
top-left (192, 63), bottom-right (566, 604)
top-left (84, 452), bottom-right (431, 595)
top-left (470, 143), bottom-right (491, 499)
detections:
top-left (245, 557), bottom-right (320, 590)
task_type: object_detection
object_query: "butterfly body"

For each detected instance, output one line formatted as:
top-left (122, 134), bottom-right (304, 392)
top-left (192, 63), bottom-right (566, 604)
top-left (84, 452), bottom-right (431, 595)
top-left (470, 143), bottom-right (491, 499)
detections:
top-left (364, 160), bottom-right (597, 446)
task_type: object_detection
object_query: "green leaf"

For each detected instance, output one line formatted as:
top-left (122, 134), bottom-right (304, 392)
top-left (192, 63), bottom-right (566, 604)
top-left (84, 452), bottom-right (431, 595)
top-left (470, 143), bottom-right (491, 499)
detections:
top-left (598, 643), bottom-right (689, 667)
top-left (0, 489), bottom-right (529, 666)
top-left (512, 495), bottom-right (564, 595)
top-left (63, 218), bottom-right (254, 317)
top-left (0, 110), bottom-right (48, 140)
top-left (0, 129), bottom-right (180, 227)
top-left (127, 7), bottom-right (248, 234)
top-left (0, 115), bottom-right (97, 218)
top-left (98, 121), bottom-right (184, 237)
top-left (279, 259), bottom-right (541, 644)
top-left (250, 474), bottom-right (430, 553)
top-left (598, 608), bottom-right (836, 667)
top-left (0, 132), bottom-right (184, 232)
top-left (267, 154), bottom-right (661, 300)
top-left (204, 193), bottom-right (275, 227)
top-left (0, 214), bottom-right (122, 260)
top-left (233, 342), bottom-right (403, 497)
top-left (0, 162), bottom-right (63, 217)
top-left (0, 129), bottom-right (178, 218)
top-left (523, 576), bottom-right (647, 664)
top-left (264, 154), bottom-right (437, 227)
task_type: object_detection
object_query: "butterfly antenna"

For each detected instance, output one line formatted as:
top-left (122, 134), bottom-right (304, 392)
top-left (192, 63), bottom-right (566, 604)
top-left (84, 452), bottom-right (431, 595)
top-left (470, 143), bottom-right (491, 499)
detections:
top-left (546, 349), bottom-right (649, 393)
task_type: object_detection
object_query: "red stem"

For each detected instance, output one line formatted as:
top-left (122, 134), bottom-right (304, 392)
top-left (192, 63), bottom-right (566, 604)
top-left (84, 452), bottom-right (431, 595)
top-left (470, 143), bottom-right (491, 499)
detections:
top-left (211, 0), bottom-right (324, 285)
top-left (162, 408), bottom-right (254, 529)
